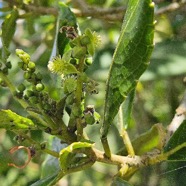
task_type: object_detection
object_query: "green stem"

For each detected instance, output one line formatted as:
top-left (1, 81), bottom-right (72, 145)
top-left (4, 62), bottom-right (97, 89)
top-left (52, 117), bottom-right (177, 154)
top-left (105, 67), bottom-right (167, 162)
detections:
top-left (75, 57), bottom-right (85, 141)
top-left (43, 148), bottom-right (59, 158)
top-left (118, 106), bottom-right (135, 156)
top-left (101, 137), bottom-right (111, 158)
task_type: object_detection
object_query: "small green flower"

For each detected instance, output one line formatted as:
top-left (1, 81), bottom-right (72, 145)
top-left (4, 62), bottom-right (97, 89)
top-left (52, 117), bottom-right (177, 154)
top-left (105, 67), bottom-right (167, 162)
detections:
top-left (48, 56), bottom-right (79, 76)
top-left (84, 28), bottom-right (101, 56)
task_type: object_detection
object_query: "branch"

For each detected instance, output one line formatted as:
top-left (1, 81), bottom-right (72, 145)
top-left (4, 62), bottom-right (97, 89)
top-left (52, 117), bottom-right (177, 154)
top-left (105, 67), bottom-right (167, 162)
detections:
top-left (71, 0), bottom-right (186, 21)
top-left (156, 0), bottom-right (186, 15)
top-left (72, 0), bottom-right (125, 21)
top-left (4, 0), bottom-right (186, 22)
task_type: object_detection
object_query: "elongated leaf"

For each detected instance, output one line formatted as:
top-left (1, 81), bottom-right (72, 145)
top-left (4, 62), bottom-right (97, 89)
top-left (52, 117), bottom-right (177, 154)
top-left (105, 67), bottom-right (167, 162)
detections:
top-left (30, 172), bottom-right (59, 186)
top-left (2, 8), bottom-right (18, 47)
top-left (101, 0), bottom-right (154, 138)
top-left (1, 8), bottom-right (18, 61)
top-left (164, 120), bottom-right (186, 161)
top-left (0, 110), bottom-right (36, 130)
top-left (41, 137), bottom-right (65, 178)
top-left (57, 2), bottom-right (77, 56)
top-left (59, 142), bottom-right (93, 171)
top-left (50, 2), bottom-right (77, 58)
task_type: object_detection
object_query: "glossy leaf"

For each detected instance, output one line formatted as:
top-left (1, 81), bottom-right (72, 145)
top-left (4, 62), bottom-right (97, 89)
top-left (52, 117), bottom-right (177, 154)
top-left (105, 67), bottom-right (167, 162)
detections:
top-left (59, 142), bottom-right (93, 171)
top-left (164, 120), bottom-right (186, 161)
top-left (101, 0), bottom-right (154, 138)
top-left (0, 110), bottom-right (36, 130)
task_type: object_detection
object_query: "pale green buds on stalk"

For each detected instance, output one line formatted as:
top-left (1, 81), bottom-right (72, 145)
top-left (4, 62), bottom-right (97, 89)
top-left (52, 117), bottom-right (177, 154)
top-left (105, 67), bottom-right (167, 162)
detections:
top-left (16, 49), bottom-right (30, 64)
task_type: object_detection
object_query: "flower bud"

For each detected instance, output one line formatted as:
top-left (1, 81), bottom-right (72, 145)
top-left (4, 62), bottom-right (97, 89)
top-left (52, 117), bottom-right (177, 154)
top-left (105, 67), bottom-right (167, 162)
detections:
top-left (35, 83), bottom-right (45, 91)
top-left (17, 83), bottom-right (26, 92)
top-left (28, 61), bottom-right (35, 70)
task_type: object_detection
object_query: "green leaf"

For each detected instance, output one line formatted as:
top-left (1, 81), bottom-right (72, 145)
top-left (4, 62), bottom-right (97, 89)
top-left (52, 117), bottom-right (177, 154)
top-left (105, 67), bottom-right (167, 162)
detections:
top-left (2, 8), bottom-right (18, 47)
top-left (57, 2), bottom-right (77, 56)
top-left (30, 172), bottom-right (59, 186)
top-left (164, 120), bottom-right (186, 161)
top-left (41, 137), bottom-right (64, 178)
top-left (111, 177), bottom-right (133, 186)
top-left (1, 8), bottom-right (18, 61)
top-left (101, 0), bottom-right (154, 138)
top-left (59, 142), bottom-right (93, 171)
top-left (118, 124), bottom-right (166, 156)
top-left (122, 89), bottom-right (135, 129)
top-left (0, 110), bottom-right (37, 130)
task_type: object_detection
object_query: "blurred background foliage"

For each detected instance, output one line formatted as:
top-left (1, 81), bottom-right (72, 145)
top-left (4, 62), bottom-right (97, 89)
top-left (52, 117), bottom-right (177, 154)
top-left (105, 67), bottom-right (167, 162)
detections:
top-left (0, 0), bottom-right (186, 185)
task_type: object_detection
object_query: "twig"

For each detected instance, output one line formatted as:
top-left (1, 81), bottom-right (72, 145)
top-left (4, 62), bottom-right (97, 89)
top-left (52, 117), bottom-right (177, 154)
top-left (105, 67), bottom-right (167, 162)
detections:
top-left (118, 106), bottom-right (135, 156)
top-left (167, 90), bottom-right (186, 134)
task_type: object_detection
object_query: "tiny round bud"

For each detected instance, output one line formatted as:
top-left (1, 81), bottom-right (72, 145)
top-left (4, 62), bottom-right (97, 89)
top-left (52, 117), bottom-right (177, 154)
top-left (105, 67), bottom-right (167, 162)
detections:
top-left (28, 61), bottom-right (35, 69)
top-left (16, 49), bottom-right (30, 64)
top-left (35, 83), bottom-right (45, 91)
top-left (24, 71), bottom-right (32, 79)
top-left (17, 83), bottom-right (26, 92)
top-left (85, 57), bottom-right (93, 66)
